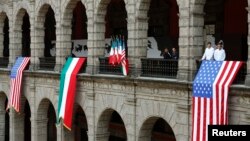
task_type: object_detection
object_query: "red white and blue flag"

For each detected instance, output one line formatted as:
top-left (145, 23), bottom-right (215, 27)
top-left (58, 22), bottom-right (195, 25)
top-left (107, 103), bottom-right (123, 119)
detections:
top-left (192, 60), bottom-right (242, 141)
top-left (8, 57), bottom-right (30, 112)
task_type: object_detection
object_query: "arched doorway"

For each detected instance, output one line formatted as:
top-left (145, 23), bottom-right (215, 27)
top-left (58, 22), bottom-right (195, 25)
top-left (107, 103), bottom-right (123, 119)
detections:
top-left (105, 0), bottom-right (127, 56)
top-left (204, 0), bottom-right (248, 61)
top-left (44, 7), bottom-right (56, 57)
top-left (4, 98), bottom-right (9, 141)
top-left (147, 0), bottom-right (179, 58)
top-left (37, 99), bottom-right (57, 141)
top-left (22, 12), bottom-right (30, 57)
top-left (3, 16), bottom-right (9, 57)
top-left (24, 100), bottom-right (31, 141)
top-left (47, 103), bottom-right (57, 141)
top-left (0, 92), bottom-right (9, 141)
top-left (73, 105), bottom-right (88, 141)
top-left (71, 1), bottom-right (88, 57)
top-left (96, 109), bottom-right (127, 141)
top-left (0, 13), bottom-right (9, 68)
top-left (138, 117), bottom-right (176, 141)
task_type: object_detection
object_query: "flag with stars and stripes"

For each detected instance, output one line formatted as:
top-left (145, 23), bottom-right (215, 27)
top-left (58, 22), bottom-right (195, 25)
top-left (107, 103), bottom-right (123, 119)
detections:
top-left (192, 60), bottom-right (242, 141)
top-left (7, 57), bottom-right (30, 112)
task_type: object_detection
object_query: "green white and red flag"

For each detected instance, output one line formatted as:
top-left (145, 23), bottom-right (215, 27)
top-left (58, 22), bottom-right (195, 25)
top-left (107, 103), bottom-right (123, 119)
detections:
top-left (58, 57), bottom-right (86, 130)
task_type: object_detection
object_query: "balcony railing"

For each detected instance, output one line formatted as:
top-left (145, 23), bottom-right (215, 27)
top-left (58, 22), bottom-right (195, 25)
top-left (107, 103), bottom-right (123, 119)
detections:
top-left (141, 58), bottom-right (178, 79)
top-left (99, 57), bottom-right (123, 75)
top-left (0, 57), bottom-right (9, 68)
top-left (39, 57), bottom-right (55, 71)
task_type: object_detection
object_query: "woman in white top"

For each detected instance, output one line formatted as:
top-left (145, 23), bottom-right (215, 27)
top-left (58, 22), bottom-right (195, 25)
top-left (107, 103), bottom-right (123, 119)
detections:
top-left (214, 41), bottom-right (226, 61)
top-left (201, 42), bottom-right (214, 60)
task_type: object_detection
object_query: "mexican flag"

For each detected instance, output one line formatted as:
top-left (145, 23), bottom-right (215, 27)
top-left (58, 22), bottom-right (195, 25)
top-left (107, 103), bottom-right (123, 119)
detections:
top-left (58, 57), bottom-right (86, 130)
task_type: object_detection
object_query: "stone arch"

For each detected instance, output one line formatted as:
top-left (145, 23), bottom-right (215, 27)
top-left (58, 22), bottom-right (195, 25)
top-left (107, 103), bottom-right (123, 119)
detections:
top-left (36, 98), bottom-right (57, 141)
top-left (96, 108), bottom-right (127, 141)
top-left (0, 92), bottom-right (9, 141)
top-left (12, 8), bottom-right (30, 57)
top-left (138, 117), bottom-right (176, 141)
top-left (0, 12), bottom-right (8, 58)
top-left (60, 0), bottom-right (88, 60)
top-left (93, 0), bottom-right (128, 66)
top-left (34, 4), bottom-right (57, 68)
top-left (13, 0), bottom-right (32, 19)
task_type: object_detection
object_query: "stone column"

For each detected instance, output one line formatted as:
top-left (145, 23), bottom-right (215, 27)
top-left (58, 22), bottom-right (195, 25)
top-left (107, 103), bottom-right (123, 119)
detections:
top-left (175, 103), bottom-right (191, 141)
top-left (56, 122), bottom-right (65, 141)
top-left (244, 7), bottom-right (250, 86)
top-left (55, 22), bottom-right (69, 72)
top-left (0, 98), bottom-right (5, 141)
top-left (9, 110), bottom-right (25, 141)
top-left (177, 2), bottom-right (205, 81)
top-left (85, 0), bottom-right (95, 74)
top-left (0, 27), bottom-right (3, 57)
top-left (29, 7), bottom-right (37, 70)
top-left (124, 87), bottom-right (136, 141)
top-left (8, 18), bottom-right (16, 69)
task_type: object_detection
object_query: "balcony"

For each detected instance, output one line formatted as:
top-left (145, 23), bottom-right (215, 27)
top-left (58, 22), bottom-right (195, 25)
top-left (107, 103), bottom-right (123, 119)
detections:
top-left (141, 58), bottom-right (178, 79)
top-left (98, 57), bottom-right (247, 84)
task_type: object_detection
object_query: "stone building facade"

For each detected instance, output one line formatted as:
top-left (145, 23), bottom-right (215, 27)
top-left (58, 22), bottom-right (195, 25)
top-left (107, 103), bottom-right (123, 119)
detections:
top-left (0, 0), bottom-right (250, 141)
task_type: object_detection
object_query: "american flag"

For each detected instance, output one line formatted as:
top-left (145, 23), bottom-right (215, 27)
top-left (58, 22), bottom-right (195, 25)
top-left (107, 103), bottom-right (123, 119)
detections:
top-left (8, 57), bottom-right (30, 112)
top-left (192, 60), bottom-right (242, 141)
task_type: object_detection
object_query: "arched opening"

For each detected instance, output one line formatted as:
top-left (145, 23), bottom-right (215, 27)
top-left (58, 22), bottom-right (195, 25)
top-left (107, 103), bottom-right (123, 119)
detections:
top-left (37, 5), bottom-right (56, 70)
top-left (108, 111), bottom-right (127, 141)
top-left (71, 1), bottom-right (88, 57)
top-left (24, 100), bottom-right (31, 141)
top-left (204, 0), bottom-right (248, 61)
top-left (3, 17), bottom-right (9, 57)
top-left (4, 98), bottom-right (9, 141)
top-left (22, 12), bottom-right (30, 57)
top-left (105, 0), bottom-right (127, 38)
top-left (0, 93), bottom-right (9, 141)
top-left (73, 105), bottom-right (88, 141)
top-left (0, 15), bottom-right (9, 68)
top-left (147, 0), bottom-right (179, 58)
top-left (96, 109), bottom-right (127, 141)
top-left (138, 117), bottom-right (176, 141)
top-left (105, 0), bottom-right (127, 56)
top-left (37, 99), bottom-right (57, 141)
top-left (47, 103), bottom-right (57, 141)
top-left (44, 7), bottom-right (56, 57)
top-left (152, 118), bottom-right (175, 141)
top-left (141, 0), bottom-right (179, 78)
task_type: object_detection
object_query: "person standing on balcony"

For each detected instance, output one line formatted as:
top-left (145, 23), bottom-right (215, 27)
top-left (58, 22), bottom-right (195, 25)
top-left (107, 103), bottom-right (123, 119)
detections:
top-left (161, 48), bottom-right (172, 59)
top-left (214, 40), bottom-right (226, 61)
top-left (201, 42), bottom-right (214, 61)
top-left (171, 47), bottom-right (179, 60)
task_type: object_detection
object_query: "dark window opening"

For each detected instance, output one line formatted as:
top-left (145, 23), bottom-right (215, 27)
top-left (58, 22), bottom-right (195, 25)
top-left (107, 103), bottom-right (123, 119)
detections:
top-left (44, 7), bottom-right (56, 57)
top-left (22, 12), bottom-right (31, 57)
top-left (24, 100), bottom-right (31, 141)
top-left (47, 103), bottom-right (57, 141)
top-left (108, 111), bottom-right (126, 141)
top-left (148, 0), bottom-right (179, 53)
top-left (105, 0), bottom-right (127, 38)
top-left (3, 17), bottom-right (9, 57)
top-left (151, 118), bottom-right (176, 141)
top-left (74, 106), bottom-right (88, 141)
